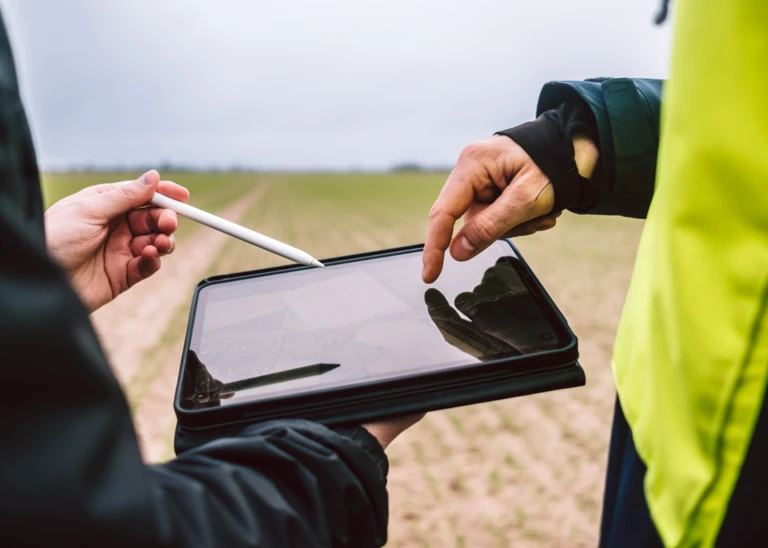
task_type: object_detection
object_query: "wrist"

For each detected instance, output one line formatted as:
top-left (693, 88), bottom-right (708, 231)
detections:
top-left (361, 424), bottom-right (392, 450)
top-left (44, 230), bottom-right (75, 275)
top-left (572, 134), bottom-right (599, 179)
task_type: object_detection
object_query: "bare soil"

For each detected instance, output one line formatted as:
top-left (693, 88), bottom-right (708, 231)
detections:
top-left (88, 181), bottom-right (644, 547)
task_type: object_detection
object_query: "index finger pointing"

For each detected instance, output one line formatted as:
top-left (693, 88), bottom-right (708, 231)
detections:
top-left (422, 163), bottom-right (476, 283)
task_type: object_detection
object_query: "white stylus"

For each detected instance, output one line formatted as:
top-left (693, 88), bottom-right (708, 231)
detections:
top-left (121, 182), bottom-right (324, 267)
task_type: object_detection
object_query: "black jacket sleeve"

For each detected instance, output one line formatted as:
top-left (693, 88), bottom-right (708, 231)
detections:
top-left (0, 200), bottom-right (389, 548)
top-left (0, 12), bottom-right (388, 547)
top-left (498, 78), bottom-right (664, 219)
top-left (151, 422), bottom-right (388, 547)
top-left (496, 97), bottom-right (599, 213)
top-left (1, 199), bottom-right (389, 548)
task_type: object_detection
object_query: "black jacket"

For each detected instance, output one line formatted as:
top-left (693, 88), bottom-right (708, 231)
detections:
top-left (0, 14), bottom-right (388, 548)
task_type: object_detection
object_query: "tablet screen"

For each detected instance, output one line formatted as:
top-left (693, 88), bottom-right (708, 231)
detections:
top-left (182, 241), bottom-right (568, 409)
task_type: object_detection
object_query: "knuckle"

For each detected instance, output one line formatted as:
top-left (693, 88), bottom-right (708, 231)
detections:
top-left (460, 142), bottom-right (482, 159)
top-left (119, 185), bottom-right (136, 200)
top-left (126, 209), bottom-right (141, 226)
top-left (470, 215), bottom-right (499, 244)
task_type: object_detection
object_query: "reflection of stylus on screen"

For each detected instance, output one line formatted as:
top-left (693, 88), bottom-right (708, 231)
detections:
top-left (221, 362), bottom-right (341, 393)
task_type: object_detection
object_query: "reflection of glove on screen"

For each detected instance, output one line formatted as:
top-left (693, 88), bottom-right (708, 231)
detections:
top-left (425, 288), bottom-right (520, 359)
top-left (183, 350), bottom-right (235, 406)
top-left (426, 258), bottom-right (553, 360)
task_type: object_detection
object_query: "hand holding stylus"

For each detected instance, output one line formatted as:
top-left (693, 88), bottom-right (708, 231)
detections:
top-left (45, 170), bottom-right (188, 312)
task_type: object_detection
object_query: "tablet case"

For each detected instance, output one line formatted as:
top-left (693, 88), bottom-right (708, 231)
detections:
top-left (174, 360), bottom-right (584, 454)
top-left (173, 241), bottom-right (585, 454)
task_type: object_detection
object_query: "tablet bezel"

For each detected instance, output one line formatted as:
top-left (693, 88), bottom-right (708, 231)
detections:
top-left (173, 240), bottom-right (581, 430)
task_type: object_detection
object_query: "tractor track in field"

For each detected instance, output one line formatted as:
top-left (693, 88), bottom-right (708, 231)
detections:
top-left (90, 183), bottom-right (271, 389)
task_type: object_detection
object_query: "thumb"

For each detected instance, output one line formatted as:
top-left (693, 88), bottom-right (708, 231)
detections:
top-left (450, 177), bottom-right (553, 261)
top-left (83, 170), bottom-right (160, 221)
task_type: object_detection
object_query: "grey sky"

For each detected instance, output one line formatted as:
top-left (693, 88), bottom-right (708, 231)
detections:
top-left (0, 0), bottom-right (672, 171)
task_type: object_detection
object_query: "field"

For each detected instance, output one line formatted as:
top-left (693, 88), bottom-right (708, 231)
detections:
top-left (42, 172), bottom-right (644, 547)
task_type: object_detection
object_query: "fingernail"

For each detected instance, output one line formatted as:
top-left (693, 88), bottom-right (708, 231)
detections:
top-left (140, 174), bottom-right (153, 185)
top-left (455, 235), bottom-right (476, 259)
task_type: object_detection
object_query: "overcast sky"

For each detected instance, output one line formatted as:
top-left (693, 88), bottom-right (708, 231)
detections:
top-left (0, 0), bottom-right (672, 171)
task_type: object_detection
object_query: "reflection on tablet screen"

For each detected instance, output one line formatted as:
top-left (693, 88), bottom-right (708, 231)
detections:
top-left (182, 241), bottom-right (566, 409)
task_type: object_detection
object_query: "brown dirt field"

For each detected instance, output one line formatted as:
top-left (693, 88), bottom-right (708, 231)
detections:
top-left (81, 174), bottom-right (644, 547)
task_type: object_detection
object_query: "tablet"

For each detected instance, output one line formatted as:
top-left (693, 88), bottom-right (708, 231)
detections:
top-left (174, 240), bottom-right (583, 445)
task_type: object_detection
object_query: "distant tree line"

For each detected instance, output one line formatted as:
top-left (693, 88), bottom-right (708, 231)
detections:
top-left (390, 162), bottom-right (452, 173)
top-left (46, 162), bottom-right (452, 174)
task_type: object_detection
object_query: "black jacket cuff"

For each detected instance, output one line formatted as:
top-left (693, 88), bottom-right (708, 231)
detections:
top-left (334, 425), bottom-right (389, 481)
top-left (495, 110), bottom-right (596, 212)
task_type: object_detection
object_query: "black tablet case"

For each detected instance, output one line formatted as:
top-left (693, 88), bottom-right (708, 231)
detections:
top-left (173, 242), bottom-right (585, 454)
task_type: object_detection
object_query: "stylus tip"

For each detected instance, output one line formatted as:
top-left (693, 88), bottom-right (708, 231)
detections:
top-left (310, 259), bottom-right (325, 268)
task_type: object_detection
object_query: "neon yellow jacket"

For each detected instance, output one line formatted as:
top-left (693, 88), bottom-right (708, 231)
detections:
top-left (612, 1), bottom-right (768, 546)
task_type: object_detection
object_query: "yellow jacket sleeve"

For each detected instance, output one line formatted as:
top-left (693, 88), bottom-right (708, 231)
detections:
top-left (612, 1), bottom-right (768, 546)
